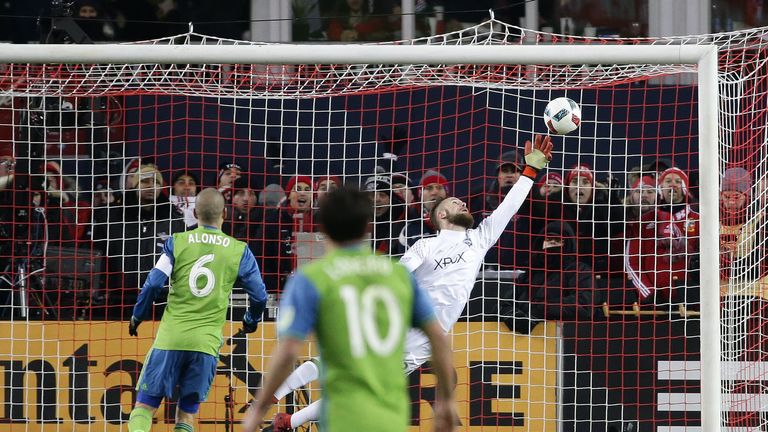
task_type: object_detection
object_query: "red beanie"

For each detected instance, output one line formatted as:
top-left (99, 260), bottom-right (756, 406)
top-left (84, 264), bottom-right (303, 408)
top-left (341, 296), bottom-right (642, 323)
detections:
top-left (565, 164), bottom-right (594, 186)
top-left (286, 175), bottom-right (313, 192)
top-left (535, 172), bottom-right (563, 189)
top-left (631, 175), bottom-right (656, 190)
top-left (314, 175), bottom-right (341, 191)
top-left (658, 167), bottom-right (689, 197)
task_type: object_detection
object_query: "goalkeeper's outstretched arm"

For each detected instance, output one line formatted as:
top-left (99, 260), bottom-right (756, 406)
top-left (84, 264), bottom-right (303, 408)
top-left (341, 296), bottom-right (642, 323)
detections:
top-left (475, 135), bottom-right (553, 250)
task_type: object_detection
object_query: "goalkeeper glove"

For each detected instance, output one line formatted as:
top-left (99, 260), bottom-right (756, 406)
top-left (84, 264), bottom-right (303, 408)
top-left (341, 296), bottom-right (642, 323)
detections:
top-left (242, 310), bottom-right (260, 334)
top-left (522, 135), bottom-right (553, 179)
top-left (128, 316), bottom-right (141, 337)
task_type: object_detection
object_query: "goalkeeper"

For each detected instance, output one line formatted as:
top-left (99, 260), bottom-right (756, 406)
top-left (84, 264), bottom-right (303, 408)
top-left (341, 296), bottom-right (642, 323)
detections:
top-left (266, 135), bottom-right (553, 431)
top-left (126, 188), bottom-right (268, 432)
top-left (244, 185), bottom-right (455, 432)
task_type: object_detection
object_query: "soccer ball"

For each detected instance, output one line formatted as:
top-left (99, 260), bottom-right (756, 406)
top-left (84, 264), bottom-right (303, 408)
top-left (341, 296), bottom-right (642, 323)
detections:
top-left (543, 97), bottom-right (581, 135)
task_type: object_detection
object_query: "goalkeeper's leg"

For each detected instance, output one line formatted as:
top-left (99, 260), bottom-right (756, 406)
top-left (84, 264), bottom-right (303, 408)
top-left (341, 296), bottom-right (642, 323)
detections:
top-left (273, 357), bottom-right (321, 402)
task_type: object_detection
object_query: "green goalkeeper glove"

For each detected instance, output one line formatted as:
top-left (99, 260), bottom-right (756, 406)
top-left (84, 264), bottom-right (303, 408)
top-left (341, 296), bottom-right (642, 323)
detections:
top-left (525, 149), bottom-right (549, 171)
top-left (522, 135), bottom-right (553, 179)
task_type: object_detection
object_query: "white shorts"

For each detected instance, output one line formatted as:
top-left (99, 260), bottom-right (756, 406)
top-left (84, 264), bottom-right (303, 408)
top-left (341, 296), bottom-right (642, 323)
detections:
top-left (403, 328), bottom-right (432, 374)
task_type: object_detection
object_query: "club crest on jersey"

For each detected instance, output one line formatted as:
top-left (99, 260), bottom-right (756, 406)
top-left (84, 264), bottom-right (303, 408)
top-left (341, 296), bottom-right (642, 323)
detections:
top-left (434, 251), bottom-right (467, 270)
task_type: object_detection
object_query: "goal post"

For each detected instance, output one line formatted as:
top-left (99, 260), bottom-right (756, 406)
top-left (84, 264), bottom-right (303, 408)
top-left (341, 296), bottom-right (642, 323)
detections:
top-left (0, 39), bottom-right (722, 431)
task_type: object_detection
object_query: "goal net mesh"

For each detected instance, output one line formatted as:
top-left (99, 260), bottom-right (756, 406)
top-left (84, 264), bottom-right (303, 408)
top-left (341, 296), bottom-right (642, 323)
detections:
top-left (0, 18), bottom-right (759, 432)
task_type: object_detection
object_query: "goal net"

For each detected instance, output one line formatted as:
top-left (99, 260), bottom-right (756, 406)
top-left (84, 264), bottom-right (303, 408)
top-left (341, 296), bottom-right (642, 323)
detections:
top-left (0, 19), bottom-right (747, 432)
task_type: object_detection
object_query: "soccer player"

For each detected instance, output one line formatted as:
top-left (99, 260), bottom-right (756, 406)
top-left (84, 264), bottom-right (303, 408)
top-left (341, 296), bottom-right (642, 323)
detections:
top-left (126, 188), bottom-right (268, 432)
top-left (266, 135), bottom-right (553, 431)
top-left (243, 186), bottom-right (456, 432)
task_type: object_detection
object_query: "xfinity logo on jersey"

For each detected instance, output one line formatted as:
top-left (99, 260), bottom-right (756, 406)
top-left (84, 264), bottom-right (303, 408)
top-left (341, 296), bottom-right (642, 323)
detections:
top-left (434, 251), bottom-right (467, 270)
top-left (188, 232), bottom-right (231, 247)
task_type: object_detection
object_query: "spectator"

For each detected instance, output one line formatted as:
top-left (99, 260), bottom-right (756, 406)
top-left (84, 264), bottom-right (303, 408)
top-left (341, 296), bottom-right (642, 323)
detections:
top-left (326, 0), bottom-right (391, 42)
top-left (391, 172), bottom-right (416, 208)
top-left (259, 183), bottom-right (286, 208)
top-left (0, 155), bottom-right (29, 272)
top-left (365, 174), bottom-right (407, 256)
top-left (719, 167), bottom-right (766, 284)
top-left (397, 169), bottom-right (448, 250)
top-left (557, 163), bottom-right (619, 273)
top-left (41, 161), bottom-right (90, 245)
top-left (217, 162), bottom-right (243, 203)
top-left (99, 163), bottom-right (185, 319)
top-left (256, 175), bottom-right (314, 295)
top-left (658, 166), bottom-right (700, 257)
top-left (223, 177), bottom-right (260, 244)
top-left (501, 221), bottom-right (595, 334)
top-left (536, 172), bottom-right (563, 199)
top-left (471, 150), bottom-right (539, 270)
top-left (92, 178), bottom-right (115, 208)
top-left (169, 170), bottom-right (199, 228)
top-left (314, 175), bottom-right (340, 204)
top-left (73, 0), bottom-right (115, 42)
top-left (622, 176), bottom-right (687, 303)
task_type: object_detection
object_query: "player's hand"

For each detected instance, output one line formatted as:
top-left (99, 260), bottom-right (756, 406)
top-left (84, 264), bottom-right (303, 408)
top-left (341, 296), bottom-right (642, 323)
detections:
top-left (128, 316), bottom-right (141, 337)
top-left (242, 402), bottom-right (266, 432)
top-left (432, 397), bottom-right (457, 432)
top-left (242, 310), bottom-right (259, 334)
top-left (523, 134), bottom-right (553, 171)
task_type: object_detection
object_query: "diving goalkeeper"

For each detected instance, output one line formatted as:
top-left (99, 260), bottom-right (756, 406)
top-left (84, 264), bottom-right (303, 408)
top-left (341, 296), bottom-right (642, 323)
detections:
top-left (265, 135), bottom-right (553, 431)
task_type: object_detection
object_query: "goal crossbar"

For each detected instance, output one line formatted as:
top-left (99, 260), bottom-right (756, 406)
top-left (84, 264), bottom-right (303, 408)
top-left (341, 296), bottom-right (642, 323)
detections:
top-left (0, 43), bottom-right (715, 66)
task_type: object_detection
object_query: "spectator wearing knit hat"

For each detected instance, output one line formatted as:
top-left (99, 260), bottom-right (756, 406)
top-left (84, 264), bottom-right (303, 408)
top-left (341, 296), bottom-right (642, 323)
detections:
top-left (365, 174), bottom-right (407, 257)
top-left (314, 175), bottom-right (340, 205)
top-left (469, 149), bottom-right (543, 271)
top-left (657, 166), bottom-right (700, 262)
top-left (255, 175), bottom-right (315, 295)
top-left (217, 162), bottom-right (243, 203)
top-left (391, 172), bottom-right (416, 208)
top-left (719, 167), bottom-right (761, 283)
top-left (557, 163), bottom-right (620, 274)
top-left (98, 162), bottom-right (185, 319)
top-left (614, 175), bottom-right (681, 303)
top-left (396, 170), bottom-right (449, 251)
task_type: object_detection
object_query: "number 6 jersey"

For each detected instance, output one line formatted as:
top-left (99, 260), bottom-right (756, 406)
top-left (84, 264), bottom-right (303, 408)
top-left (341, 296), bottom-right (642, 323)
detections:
top-left (132, 225), bottom-right (268, 357)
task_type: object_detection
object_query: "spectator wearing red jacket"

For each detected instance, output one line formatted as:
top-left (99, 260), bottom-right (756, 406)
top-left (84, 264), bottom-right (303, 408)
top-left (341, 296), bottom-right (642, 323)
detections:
top-left (658, 167), bottom-right (700, 255)
top-left (621, 175), bottom-right (686, 303)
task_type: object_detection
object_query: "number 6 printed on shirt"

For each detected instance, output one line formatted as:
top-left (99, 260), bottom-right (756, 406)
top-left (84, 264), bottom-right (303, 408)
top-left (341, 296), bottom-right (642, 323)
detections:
top-left (189, 254), bottom-right (216, 297)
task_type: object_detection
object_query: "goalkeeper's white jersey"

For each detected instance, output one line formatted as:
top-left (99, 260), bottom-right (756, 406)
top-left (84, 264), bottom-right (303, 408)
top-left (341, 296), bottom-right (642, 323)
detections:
top-left (399, 176), bottom-right (534, 332)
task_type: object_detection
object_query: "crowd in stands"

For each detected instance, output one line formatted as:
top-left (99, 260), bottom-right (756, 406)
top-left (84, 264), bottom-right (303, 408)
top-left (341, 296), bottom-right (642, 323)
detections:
top-left (0, 0), bottom-right (531, 44)
top-left (0, 139), bottom-right (764, 327)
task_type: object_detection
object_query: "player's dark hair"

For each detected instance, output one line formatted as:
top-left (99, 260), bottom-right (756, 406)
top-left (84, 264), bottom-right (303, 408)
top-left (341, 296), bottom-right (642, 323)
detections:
top-left (429, 196), bottom-right (447, 231)
top-left (318, 185), bottom-right (373, 243)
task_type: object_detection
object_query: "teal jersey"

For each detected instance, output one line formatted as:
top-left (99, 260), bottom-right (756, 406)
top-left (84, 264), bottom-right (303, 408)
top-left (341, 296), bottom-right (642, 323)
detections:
top-left (278, 246), bottom-right (436, 432)
top-left (133, 225), bottom-right (267, 357)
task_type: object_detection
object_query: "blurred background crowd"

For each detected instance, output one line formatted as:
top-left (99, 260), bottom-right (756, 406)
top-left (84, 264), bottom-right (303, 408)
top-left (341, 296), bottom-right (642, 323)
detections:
top-left (0, 0), bottom-right (765, 45)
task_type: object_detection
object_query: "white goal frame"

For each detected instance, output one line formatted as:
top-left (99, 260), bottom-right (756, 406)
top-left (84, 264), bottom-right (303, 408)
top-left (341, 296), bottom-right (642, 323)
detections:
top-left (0, 42), bottom-right (721, 431)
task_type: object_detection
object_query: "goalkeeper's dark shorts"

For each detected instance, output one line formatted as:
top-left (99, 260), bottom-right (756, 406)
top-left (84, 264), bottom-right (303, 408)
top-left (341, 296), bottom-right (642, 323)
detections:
top-left (136, 348), bottom-right (217, 411)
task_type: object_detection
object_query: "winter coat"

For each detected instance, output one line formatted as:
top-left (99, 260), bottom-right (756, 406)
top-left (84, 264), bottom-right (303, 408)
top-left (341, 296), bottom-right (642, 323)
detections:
top-left (520, 221), bottom-right (596, 321)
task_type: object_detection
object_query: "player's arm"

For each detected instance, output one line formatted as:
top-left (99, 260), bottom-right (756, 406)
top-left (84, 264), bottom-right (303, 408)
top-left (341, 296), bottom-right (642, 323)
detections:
top-left (237, 247), bottom-right (268, 333)
top-left (244, 272), bottom-right (318, 432)
top-left (476, 135), bottom-right (553, 249)
top-left (410, 275), bottom-right (456, 432)
top-left (399, 238), bottom-right (427, 272)
top-left (128, 237), bottom-right (175, 336)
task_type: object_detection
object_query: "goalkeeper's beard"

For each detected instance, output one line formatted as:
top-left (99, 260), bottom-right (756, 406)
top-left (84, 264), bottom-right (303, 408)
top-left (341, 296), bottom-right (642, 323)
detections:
top-left (446, 212), bottom-right (474, 229)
